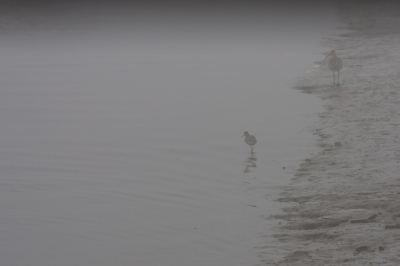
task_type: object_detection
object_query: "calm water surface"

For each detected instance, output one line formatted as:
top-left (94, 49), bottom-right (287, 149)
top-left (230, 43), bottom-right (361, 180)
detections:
top-left (0, 2), bottom-right (339, 266)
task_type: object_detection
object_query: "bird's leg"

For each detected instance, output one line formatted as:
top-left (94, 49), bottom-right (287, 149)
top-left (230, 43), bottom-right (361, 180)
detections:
top-left (337, 72), bottom-right (340, 86)
top-left (333, 71), bottom-right (335, 85)
top-left (251, 146), bottom-right (253, 153)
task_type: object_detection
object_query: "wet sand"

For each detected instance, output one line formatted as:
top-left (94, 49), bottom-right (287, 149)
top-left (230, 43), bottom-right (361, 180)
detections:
top-left (260, 1), bottom-right (400, 265)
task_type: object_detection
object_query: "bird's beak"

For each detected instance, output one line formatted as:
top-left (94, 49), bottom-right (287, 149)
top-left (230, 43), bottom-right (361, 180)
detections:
top-left (241, 135), bottom-right (244, 137)
top-left (325, 51), bottom-right (333, 60)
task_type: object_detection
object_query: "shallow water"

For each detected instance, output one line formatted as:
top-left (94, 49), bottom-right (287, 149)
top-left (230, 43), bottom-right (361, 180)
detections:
top-left (0, 2), bottom-right (339, 266)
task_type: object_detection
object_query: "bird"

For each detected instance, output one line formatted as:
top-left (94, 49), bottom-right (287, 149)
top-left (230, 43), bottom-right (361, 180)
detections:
top-left (325, 50), bottom-right (343, 86)
top-left (242, 131), bottom-right (257, 153)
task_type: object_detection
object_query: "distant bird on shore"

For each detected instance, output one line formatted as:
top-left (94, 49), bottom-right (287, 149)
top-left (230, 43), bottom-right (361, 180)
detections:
top-left (325, 50), bottom-right (343, 86)
top-left (242, 131), bottom-right (257, 153)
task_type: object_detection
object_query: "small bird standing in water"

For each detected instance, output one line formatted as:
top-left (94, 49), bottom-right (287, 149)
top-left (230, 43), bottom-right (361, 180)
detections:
top-left (325, 50), bottom-right (343, 86)
top-left (242, 131), bottom-right (257, 153)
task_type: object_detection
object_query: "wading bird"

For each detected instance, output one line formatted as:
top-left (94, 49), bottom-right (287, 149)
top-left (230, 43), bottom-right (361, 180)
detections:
top-left (325, 50), bottom-right (343, 86)
top-left (242, 131), bottom-right (257, 153)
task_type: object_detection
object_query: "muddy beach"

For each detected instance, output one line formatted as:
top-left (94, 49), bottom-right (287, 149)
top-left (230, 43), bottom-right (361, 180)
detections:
top-left (259, 1), bottom-right (400, 265)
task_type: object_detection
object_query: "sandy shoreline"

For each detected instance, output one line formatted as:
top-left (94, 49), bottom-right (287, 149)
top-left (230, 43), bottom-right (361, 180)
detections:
top-left (258, 1), bottom-right (400, 265)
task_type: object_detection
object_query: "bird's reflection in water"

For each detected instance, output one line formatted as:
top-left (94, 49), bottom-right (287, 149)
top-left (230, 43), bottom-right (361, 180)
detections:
top-left (244, 153), bottom-right (257, 173)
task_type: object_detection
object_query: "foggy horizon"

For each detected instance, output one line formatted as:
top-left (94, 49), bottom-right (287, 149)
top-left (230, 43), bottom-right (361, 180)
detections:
top-left (0, 1), bottom-right (341, 265)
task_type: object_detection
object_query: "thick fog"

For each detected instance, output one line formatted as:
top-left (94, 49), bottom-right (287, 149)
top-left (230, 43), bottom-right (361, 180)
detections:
top-left (0, 1), bottom-right (339, 266)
